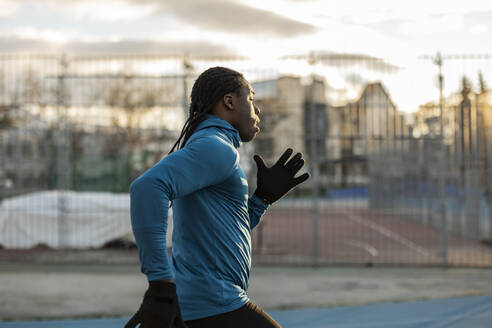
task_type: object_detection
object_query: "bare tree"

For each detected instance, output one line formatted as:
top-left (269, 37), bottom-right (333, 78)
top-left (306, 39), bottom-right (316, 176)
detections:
top-left (0, 70), bottom-right (13, 129)
top-left (69, 125), bottom-right (85, 190)
top-left (478, 71), bottom-right (488, 94)
top-left (461, 76), bottom-right (472, 100)
top-left (101, 76), bottom-right (161, 191)
top-left (22, 67), bottom-right (43, 104)
top-left (0, 69), bottom-right (5, 105)
top-left (7, 67), bottom-right (44, 106)
top-left (101, 116), bottom-right (127, 192)
top-left (0, 106), bottom-right (15, 129)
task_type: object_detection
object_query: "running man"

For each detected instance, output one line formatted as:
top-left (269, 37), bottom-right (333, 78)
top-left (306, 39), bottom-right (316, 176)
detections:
top-left (126, 67), bottom-right (310, 328)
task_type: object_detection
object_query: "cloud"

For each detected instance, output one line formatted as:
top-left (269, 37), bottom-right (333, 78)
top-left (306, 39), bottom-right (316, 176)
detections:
top-left (464, 9), bottom-right (492, 23)
top-left (310, 0), bottom-right (492, 40)
top-left (464, 10), bottom-right (492, 35)
top-left (160, 0), bottom-right (318, 37)
top-left (65, 40), bottom-right (238, 56)
top-left (361, 12), bottom-right (488, 41)
top-left (0, 37), bottom-right (61, 53)
top-left (282, 52), bottom-right (400, 73)
top-left (40, 0), bottom-right (158, 22)
top-left (307, 0), bottom-right (492, 22)
top-left (359, 9), bottom-right (492, 55)
top-left (345, 73), bottom-right (367, 87)
top-left (37, 0), bottom-right (318, 37)
top-left (469, 24), bottom-right (489, 35)
top-left (3, 27), bottom-right (75, 43)
top-left (398, 13), bottom-right (465, 35)
top-left (0, 0), bottom-right (21, 17)
top-left (0, 36), bottom-right (239, 57)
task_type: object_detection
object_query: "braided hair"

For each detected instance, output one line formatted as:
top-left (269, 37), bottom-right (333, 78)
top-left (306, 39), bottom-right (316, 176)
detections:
top-left (168, 66), bottom-right (248, 155)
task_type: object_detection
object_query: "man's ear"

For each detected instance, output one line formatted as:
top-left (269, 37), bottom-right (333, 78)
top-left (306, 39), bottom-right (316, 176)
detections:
top-left (223, 93), bottom-right (234, 111)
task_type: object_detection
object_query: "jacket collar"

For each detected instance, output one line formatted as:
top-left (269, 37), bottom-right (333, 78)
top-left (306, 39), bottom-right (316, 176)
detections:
top-left (194, 114), bottom-right (242, 148)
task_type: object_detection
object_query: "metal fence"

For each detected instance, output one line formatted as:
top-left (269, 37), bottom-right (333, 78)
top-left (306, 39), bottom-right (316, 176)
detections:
top-left (1, 53), bottom-right (492, 267)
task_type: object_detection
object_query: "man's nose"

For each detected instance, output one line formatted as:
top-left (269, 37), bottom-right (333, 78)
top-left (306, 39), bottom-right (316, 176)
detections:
top-left (254, 104), bottom-right (261, 115)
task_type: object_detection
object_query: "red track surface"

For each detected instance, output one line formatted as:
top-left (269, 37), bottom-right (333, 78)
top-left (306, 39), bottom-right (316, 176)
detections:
top-left (252, 205), bottom-right (492, 266)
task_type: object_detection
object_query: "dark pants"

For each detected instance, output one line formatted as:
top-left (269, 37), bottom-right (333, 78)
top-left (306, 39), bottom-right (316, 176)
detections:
top-left (184, 301), bottom-right (282, 328)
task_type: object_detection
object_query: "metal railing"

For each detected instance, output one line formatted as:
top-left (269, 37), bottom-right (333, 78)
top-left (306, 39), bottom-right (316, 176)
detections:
top-left (0, 53), bottom-right (492, 267)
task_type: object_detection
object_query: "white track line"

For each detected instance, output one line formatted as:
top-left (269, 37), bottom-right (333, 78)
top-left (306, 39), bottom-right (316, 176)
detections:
top-left (345, 239), bottom-right (379, 257)
top-left (346, 214), bottom-right (432, 258)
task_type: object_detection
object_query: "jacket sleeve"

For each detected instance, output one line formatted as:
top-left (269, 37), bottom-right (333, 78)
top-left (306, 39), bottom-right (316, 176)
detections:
top-left (130, 135), bottom-right (238, 281)
top-left (248, 194), bottom-right (269, 230)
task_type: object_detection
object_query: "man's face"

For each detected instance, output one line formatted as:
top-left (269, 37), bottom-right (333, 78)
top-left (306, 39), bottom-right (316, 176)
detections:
top-left (231, 84), bottom-right (261, 142)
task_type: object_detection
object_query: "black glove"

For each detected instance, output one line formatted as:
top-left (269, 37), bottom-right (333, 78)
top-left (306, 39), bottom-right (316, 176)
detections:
top-left (125, 280), bottom-right (187, 328)
top-left (253, 148), bottom-right (310, 205)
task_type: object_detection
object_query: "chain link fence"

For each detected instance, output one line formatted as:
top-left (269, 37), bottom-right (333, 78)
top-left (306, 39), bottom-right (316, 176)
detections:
top-left (1, 53), bottom-right (492, 267)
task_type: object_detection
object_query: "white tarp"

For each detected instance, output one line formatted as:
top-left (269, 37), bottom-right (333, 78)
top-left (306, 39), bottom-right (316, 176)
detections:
top-left (0, 190), bottom-right (173, 249)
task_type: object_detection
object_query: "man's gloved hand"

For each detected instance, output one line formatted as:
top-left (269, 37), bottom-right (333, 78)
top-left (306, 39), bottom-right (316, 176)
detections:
top-left (125, 280), bottom-right (187, 328)
top-left (253, 148), bottom-right (310, 205)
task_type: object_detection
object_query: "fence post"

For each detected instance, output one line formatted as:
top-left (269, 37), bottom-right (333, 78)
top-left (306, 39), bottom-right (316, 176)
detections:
top-left (435, 53), bottom-right (448, 266)
top-left (307, 67), bottom-right (320, 267)
top-left (475, 93), bottom-right (481, 239)
top-left (182, 56), bottom-right (192, 120)
top-left (56, 54), bottom-right (71, 249)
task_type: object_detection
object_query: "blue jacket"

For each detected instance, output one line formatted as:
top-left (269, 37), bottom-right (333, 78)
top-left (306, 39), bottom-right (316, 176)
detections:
top-left (130, 113), bottom-right (269, 320)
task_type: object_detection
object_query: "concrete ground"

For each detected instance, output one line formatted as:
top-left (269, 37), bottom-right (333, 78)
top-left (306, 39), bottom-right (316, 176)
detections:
top-left (2, 263), bottom-right (492, 321)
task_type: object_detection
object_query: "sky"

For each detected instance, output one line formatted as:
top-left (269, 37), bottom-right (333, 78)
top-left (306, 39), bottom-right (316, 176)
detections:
top-left (1, 0), bottom-right (492, 112)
